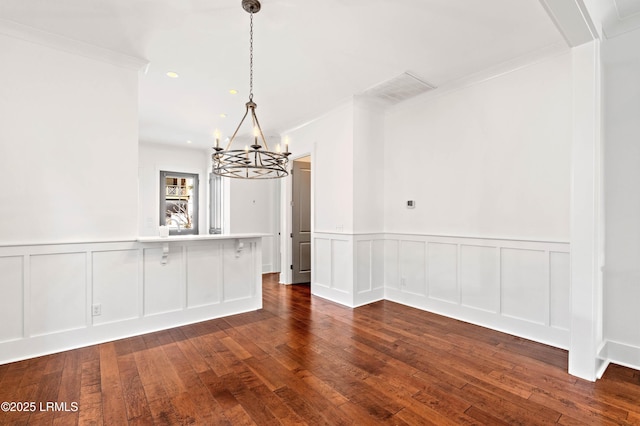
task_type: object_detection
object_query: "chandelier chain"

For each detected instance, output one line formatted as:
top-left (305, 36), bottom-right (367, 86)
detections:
top-left (212, 0), bottom-right (291, 179)
top-left (249, 12), bottom-right (254, 101)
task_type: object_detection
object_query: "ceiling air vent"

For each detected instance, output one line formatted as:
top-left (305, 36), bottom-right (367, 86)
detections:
top-left (362, 72), bottom-right (436, 105)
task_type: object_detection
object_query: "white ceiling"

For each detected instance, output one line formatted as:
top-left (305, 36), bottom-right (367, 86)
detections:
top-left (0, 0), bottom-right (568, 148)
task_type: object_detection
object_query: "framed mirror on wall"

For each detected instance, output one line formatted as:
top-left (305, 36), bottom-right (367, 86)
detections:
top-left (160, 170), bottom-right (199, 235)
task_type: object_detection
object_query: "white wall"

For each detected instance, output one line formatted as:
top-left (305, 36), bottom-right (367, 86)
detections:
top-left (282, 99), bottom-right (381, 239)
top-left (284, 103), bottom-right (354, 233)
top-left (313, 104), bottom-right (355, 234)
top-left (384, 52), bottom-right (572, 241)
top-left (138, 143), bottom-right (209, 236)
top-left (353, 98), bottom-right (385, 234)
top-left (0, 32), bottom-right (140, 245)
top-left (602, 28), bottom-right (640, 369)
top-left (228, 179), bottom-right (278, 234)
top-left (228, 178), bottom-right (280, 272)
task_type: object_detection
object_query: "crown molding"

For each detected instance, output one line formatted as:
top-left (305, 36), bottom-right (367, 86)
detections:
top-left (539, 0), bottom-right (599, 46)
top-left (0, 18), bottom-right (148, 71)
top-left (280, 97), bottom-right (354, 136)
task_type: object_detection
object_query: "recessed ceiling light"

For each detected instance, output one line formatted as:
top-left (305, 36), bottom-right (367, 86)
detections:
top-left (166, 71), bottom-right (179, 78)
top-left (229, 89), bottom-right (238, 95)
top-left (219, 113), bottom-right (227, 118)
top-left (186, 140), bottom-right (192, 144)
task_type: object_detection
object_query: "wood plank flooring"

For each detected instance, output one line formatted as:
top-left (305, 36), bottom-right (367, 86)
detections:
top-left (1, 273), bottom-right (640, 425)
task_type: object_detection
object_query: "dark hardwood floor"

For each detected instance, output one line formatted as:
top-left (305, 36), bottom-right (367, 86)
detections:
top-left (1, 273), bottom-right (640, 425)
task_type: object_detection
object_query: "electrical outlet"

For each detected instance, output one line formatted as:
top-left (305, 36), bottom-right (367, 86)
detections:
top-left (400, 277), bottom-right (406, 287)
top-left (92, 304), bottom-right (101, 316)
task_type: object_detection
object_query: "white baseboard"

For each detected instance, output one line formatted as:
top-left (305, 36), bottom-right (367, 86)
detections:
top-left (311, 283), bottom-right (354, 307)
top-left (599, 340), bottom-right (640, 373)
top-left (354, 288), bottom-right (385, 307)
top-left (0, 297), bottom-right (260, 365)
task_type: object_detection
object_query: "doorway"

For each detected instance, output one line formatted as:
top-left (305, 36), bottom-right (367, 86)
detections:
top-left (291, 157), bottom-right (311, 283)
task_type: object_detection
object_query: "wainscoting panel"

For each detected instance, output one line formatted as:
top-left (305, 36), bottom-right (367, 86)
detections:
top-left (331, 239), bottom-right (351, 293)
top-left (30, 252), bottom-right (86, 337)
top-left (385, 234), bottom-right (571, 349)
top-left (0, 236), bottom-right (263, 365)
top-left (92, 249), bottom-right (139, 325)
top-left (399, 240), bottom-right (427, 296)
top-left (143, 246), bottom-right (183, 316)
top-left (356, 241), bottom-right (372, 294)
top-left (384, 240), bottom-right (399, 290)
top-left (372, 240), bottom-right (385, 290)
top-left (312, 233), bottom-right (385, 307)
top-left (501, 248), bottom-right (547, 325)
top-left (354, 235), bottom-right (385, 306)
top-left (186, 242), bottom-right (222, 308)
top-left (427, 242), bottom-right (458, 303)
top-left (313, 238), bottom-right (331, 289)
top-left (550, 251), bottom-right (571, 331)
top-left (222, 239), bottom-right (257, 302)
top-left (311, 234), bottom-right (353, 306)
top-left (460, 245), bottom-right (499, 313)
top-left (0, 256), bottom-right (23, 343)
top-left (353, 236), bottom-right (385, 306)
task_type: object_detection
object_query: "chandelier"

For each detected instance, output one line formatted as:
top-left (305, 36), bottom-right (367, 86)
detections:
top-left (212, 0), bottom-right (291, 179)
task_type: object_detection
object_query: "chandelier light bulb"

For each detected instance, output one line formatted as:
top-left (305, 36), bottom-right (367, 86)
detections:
top-left (214, 129), bottom-right (221, 148)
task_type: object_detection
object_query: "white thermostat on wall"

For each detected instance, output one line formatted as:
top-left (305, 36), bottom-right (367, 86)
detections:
top-left (407, 200), bottom-right (415, 209)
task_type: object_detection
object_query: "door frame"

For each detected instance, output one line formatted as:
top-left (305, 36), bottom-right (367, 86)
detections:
top-left (280, 152), bottom-right (313, 285)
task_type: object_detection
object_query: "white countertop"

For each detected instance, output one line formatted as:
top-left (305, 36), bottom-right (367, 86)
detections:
top-left (137, 233), bottom-right (269, 243)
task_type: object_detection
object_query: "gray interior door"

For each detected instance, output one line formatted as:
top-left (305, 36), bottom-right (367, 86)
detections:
top-left (292, 159), bottom-right (311, 283)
